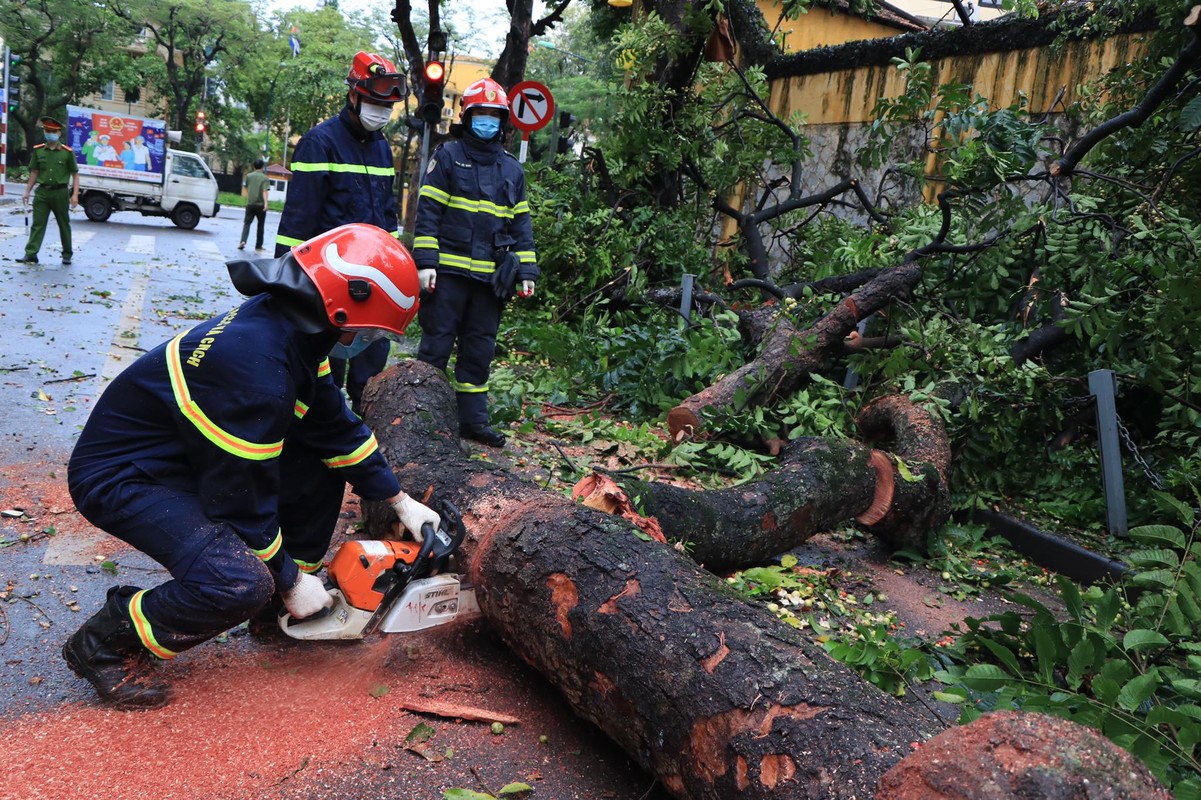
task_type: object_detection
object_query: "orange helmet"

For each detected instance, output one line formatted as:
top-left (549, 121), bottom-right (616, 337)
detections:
top-left (291, 224), bottom-right (419, 335)
top-left (460, 78), bottom-right (509, 122)
top-left (347, 52), bottom-right (406, 103)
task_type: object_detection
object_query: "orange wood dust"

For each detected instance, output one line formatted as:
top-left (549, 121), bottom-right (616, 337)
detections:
top-left (2, 638), bottom-right (434, 800)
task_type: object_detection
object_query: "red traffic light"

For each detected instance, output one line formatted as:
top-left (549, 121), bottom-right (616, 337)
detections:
top-left (195, 122), bottom-right (206, 133)
top-left (424, 61), bottom-right (444, 83)
top-left (197, 110), bottom-right (206, 120)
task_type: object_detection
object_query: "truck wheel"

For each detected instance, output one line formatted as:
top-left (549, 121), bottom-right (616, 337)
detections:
top-left (84, 194), bottom-right (112, 222)
top-left (171, 204), bottom-right (201, 230)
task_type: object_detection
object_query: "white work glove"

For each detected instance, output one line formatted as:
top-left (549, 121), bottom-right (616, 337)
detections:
top-left (281, 572), bottom-right (334, 619)
top-left (519, 280), bottom-right (535, 299)
top-left (392, 493), bottom-right (441, 543)
top-left (418, 269), bottom-right (437, 292)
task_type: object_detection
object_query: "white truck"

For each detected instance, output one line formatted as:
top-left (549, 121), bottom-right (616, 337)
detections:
top-left (66, 105), bottom-right (220, 230)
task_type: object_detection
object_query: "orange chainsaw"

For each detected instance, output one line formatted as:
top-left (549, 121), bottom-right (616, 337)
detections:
top-left (279, 499), bottom-right (479, 640)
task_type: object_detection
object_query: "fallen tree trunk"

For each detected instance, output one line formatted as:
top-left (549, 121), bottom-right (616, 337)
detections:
top-left (614, 395), bottom-right (951, 569)
top-left (667, 262), bottom-right (923, 441)
top-left (360, 361), bottom-right (942, 800)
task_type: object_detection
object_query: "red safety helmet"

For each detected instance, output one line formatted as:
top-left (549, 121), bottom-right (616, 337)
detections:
top-left (292, 224), bottom-right (420, 335)
top-left (460, 78), bottom-right (509, 122)
top-left (347, 51), bottom-right (406, 104)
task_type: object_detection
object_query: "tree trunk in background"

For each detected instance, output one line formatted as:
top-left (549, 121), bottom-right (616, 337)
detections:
top-left (619, 395), bottom-right (950, 570)
top-left (668, 262), bottom-right (923, 440)
top-left (359, 361), bottom-right (942, 800)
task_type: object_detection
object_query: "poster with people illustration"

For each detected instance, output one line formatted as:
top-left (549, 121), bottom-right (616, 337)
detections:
top-left (67, 105), bottom-right (167, 184)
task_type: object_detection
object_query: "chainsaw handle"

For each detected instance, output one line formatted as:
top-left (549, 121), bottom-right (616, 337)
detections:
top-left (414, 520), bottom-right (438, 578)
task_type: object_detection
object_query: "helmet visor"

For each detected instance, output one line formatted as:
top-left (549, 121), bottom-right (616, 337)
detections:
top-left (352, 73), bottom-right (406, 102)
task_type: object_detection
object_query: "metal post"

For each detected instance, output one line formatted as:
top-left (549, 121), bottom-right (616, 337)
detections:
top-left (1088, 368), bottom-right (1127, 537)
top-left (679, 273), bottom-right (695, 325)
top-left (1, 46), bottom-right (9, 196)
top-left (418, 123), bottom-right (432, 181)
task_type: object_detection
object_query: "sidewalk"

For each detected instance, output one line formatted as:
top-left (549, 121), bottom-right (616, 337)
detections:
top-left (0, 180), bottom-right (27, 204)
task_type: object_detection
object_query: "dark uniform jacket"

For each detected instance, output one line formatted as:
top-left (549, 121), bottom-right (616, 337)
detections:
top-left (274, 107), bottom-right (399, 255)
top-left (413, 137), bottom-right (538, 283)
top-left (68, 295), bottom-right (401, 590)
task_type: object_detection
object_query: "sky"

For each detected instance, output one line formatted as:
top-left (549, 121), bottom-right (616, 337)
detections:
top-left (257, 0), bottom-right (514, 59)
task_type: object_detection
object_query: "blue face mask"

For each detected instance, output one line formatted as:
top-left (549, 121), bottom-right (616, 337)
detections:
top-left (45, 133), bottom-right (60, 143)
top-left (330, 330), bottom-right (389, 359)
top-left (470, 116), bottom-right (501, 140)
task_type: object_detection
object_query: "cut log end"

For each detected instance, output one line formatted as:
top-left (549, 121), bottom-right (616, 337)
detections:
top-left (1186, 4), bottom-right (1201, 28)
top-left (854, 450), bottom-right (895, 526)
top-left (667, 405), bottom-right (701, 442)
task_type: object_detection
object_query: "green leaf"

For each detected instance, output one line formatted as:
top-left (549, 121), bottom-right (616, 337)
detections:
top-left (369, 683), bottom-right (390, 697)
top-left (444, 791), bottom-right (496, 800)
top-left (499, 784), bottom-right (534, 795)
top-left (932, 690), bottom-right (966, 704)
top-left (961, 663), bottom-right (1011, 691)
top-left (1129, 525), bottom-right (1187, 549)
top-left (894, 457), bottom-right (924, 483)
top-left (1117, 670), bottom-right (1160, 712)
top-left (1123, 629), bottom-right (1170, 652)
top-left (977, 637), bottom-right (1021, 676)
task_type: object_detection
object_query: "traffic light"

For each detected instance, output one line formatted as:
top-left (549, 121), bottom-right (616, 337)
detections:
top-left (420, 59), bottom-right (445, 125)
top-left (6, 52), bottom-right (21, 111)
top-left (557, 111), bottom-right (576, 155)
top-left (194, 109), bottom-right (207, 140)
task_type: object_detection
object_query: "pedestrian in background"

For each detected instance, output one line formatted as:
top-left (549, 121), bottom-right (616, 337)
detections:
top-left (239, 158), bottom-right (270, 251)
top-left (274, 51), bottom-right (405, 415)
top-left (413, 78), bottom-right (539, 448)
top-left (18, 116), bottom-right (80, 266)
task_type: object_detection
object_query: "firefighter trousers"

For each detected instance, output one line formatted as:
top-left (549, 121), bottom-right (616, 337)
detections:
top-left (71, 442), bottom-right (345, 657)
top-left (415, 273), bottom-right (502, 425)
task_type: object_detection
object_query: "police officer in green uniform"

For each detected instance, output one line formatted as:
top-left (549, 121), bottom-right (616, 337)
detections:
top-left (19, 116), bottom-right (80, 266)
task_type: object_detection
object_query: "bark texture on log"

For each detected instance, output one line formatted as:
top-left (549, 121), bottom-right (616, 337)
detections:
top-left (360, 361), bottom-right (942, 800)
top-left (668, 262), bottom-right (922, 440)
top-left (617, 395), bottom-right (950, 568)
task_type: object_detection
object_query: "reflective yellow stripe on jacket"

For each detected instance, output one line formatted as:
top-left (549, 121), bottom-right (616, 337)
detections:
top-left (277, 228), bottom-right (401, 249)
top-left (418, 184), bottom-right (524, 221)
top-left (167, 334), bottom-right (284, 461)
top-left (290, 161), bottom-right (395, 177)
top-left (129, 589), bottom-right (178, 659)
top-left (322, 433), bottom-right (381, 469)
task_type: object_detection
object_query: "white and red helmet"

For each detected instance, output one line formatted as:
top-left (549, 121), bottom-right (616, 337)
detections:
top-left (291, 224), bottom-right (419, 335)
top-left (460, 77), bottom-right (509, 123)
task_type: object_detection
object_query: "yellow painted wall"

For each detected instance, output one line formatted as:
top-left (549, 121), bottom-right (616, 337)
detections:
top-left (756, 0), bottom-right (913, 51)
top-left (769, 30), bottom-right (1150, 125)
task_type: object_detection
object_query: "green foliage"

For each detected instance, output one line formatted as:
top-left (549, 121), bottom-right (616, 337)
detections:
top-left (727, 554), bottom-right (937, 695)
top-left (935, 508), bottom-right (1201, 794)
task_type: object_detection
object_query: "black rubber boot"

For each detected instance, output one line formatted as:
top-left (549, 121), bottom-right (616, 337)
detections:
top-left (461, 422), bottom-right (506, 447)
top-left (62, 586), bottom-right (171, 710)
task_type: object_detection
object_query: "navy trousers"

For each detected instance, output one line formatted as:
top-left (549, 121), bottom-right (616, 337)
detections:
top-left (329, 337), bottom-right (390, 415)
top-left (415, 273), bottom-right (502, 425)
top-left (71, 442), bottom-right (345, 656)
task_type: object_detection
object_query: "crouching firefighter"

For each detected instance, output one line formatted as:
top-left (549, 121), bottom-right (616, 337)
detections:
top-left (63, 223), bottom-right (441, 710)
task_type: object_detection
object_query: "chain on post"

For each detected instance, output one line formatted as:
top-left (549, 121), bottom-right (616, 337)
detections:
top-left (1115, 415), bottom-right (1166, 492)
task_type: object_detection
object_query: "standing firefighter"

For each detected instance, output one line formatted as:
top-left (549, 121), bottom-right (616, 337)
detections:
top-left (275, 51), bottom-right (405, 415)
top-left (413, 77), bottom-right (539, 447)
top-left (18, 116), bottom-right (80, 266)
top-left (63, 224), bottom-right (441, 709)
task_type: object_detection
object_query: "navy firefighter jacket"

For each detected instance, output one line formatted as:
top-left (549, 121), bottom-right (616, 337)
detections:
top-left (67, 294), bottom-right (401, 590)
top-left (274, 106), bottom-right (400, 255)
top-left (413, 137), bottom-right (539, 283)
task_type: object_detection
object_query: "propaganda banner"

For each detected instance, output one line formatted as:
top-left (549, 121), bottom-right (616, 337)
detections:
top-left (66, 105), bottom-right (167, 184)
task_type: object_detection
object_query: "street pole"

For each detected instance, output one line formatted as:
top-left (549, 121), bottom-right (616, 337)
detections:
top-left (1, 46), bottom-right (9, 196)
